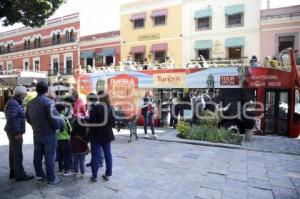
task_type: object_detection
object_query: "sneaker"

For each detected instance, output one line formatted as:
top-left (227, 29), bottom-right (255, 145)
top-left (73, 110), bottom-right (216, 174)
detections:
top-left (36, 176), bottom-right (44, 181)
top-left (144, 134), bottom-right (148, 138)
top-left (63, 171), bottom-right (73, 176)
top-left (152, 134), bottom-right (158, 138)
top-left (47, 178), bottom-right (63, 185)
top-left (58, 170), bottom-right (64, 175)
top-left (86, 162), bottom-right (91, 167)
top-left (15, 175), bottom-right (34, 182)
top-left (102, 175), bottom-right (110, 181)
top-left (90, 176), bottom-right (98, 182)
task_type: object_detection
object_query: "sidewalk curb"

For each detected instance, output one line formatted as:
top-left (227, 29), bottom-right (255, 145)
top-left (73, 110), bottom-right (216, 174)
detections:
top-left (141, 137), bottom-right (242, 149)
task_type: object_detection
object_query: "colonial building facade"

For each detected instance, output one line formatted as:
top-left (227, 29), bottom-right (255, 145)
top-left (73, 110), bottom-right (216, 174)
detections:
top-left (182, 0), bottom-right (262, 65)
top-left (121, 0), bottom-right (183, 67)
top-left (261, 5), bottom-right (300, 63)
top-left (0, 13), bottom-right (80, 83)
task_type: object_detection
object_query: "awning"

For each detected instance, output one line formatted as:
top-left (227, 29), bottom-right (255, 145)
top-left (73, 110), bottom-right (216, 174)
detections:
top-left (130, 13), bottom-right (146, 21)
top-left (80, 51), bottom-right (95, 59)
top-left (130, 46), bottom-right (146, 54)
top-left (225, 4), bottom-right (245, 16)
top-left (225, 37), bottom-right (245, 48)
top-left (98, 48), bottom-right (116, 57)
top-left (194, 8), bottom-right (212, 19)
top-left (194, 40), bottom-right (213, 50)
top-left (150, 43), bottom-right (168, 52)
top-left (151, 9), bottom-right (168, 17)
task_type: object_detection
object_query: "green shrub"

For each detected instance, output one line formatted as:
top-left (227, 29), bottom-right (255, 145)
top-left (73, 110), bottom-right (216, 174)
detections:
top-left (200, 110), bottom-right (220, 128)
top-left (179, 124), bottom-right (241, 145)
top-left (176, 121), bottom-right (190, 138)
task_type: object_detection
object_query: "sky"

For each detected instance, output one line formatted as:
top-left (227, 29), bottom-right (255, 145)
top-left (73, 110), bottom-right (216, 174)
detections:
top-left (0, 0), bottom-right (299, 36)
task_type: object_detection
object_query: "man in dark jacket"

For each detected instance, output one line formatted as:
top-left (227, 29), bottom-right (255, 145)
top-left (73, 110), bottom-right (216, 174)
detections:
top-left (26, 81), bottom-right (63, 185)
top-left (4, 86), bottom-right (34, 181)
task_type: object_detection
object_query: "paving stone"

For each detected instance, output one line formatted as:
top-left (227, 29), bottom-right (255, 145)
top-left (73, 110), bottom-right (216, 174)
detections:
top-left (291, 177), bottom-right (300, 187)
top-left (284, 160), bottom-right (300, 172)
top-left (272, 187), bottom-right (300, 199)
top-left (227, 172), bottom-right (247, 182)
top-left (200, 173), bottom-right (226, 190)
top-left (248, 187), bottom-right (274, 199)
top-left (248, 179), bottom-right (272, 190)
top-left (196, 187), bottom-right (222, 199)
top-left (270, 177), bottom-right (295, 189)
top-left (222, 187), bottom-right (247, 199)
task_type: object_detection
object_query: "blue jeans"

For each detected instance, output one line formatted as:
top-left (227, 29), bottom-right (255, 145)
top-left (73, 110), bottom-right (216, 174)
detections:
top-left (143, 113), bottom-right (155, 135)
top-left (90, 141), bottom-right (112, 178)
top-left (33, 135), bottom-right (57, 182)
top-left (73, 154), bottom-right (86, 174)
top-left (57, 140), bottom-right (71, 172)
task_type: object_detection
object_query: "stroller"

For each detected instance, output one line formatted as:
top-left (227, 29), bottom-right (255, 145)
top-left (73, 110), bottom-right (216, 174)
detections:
top-left (115, 107), bottom-right (138, 143)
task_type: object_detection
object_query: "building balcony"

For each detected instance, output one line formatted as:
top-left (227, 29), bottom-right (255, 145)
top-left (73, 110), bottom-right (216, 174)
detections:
top-left (0, 39), bottom-right (76, 56)
top-left (48, 68), bottom-right (74, 76)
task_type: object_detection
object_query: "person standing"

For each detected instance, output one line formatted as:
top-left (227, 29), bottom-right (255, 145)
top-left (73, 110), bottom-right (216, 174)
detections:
top-left (140, 91), bottom-right (157, 138)
top-left (56, 104), bottom-right (72, 176)
top-left (72, 90), bottom-right (86, 117)
top-left (4, 86), bottom-right (34, 181)
top-left (88, 91), bottom-right (115, 182)
top-left (169, 92), bottom-right (179, 128)
top-left (26, 81), bottom-right (63, 185)
top-left (191, 90), bottom-right (205, 125)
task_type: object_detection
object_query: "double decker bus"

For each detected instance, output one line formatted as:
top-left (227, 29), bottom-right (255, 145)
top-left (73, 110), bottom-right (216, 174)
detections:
top-left (76, 48), bottom-right (300, 138)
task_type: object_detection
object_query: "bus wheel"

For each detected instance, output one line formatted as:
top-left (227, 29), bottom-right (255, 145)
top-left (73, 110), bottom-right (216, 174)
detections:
top-left (223, 121), bottom-right (242, 134)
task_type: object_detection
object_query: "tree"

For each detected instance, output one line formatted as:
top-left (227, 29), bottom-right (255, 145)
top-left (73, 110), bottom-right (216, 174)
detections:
top-left (0, 0), bottom-right (65, 27)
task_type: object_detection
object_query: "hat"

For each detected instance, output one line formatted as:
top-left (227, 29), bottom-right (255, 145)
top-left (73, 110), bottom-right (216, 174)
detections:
top-left (13, 86), bottom-right (27, 96)
top-left (36, 81), bottom-right (48, 94)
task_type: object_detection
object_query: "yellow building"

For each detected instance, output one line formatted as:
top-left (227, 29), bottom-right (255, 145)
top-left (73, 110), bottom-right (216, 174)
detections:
top-left (121, 0), bottom-right (183, 68)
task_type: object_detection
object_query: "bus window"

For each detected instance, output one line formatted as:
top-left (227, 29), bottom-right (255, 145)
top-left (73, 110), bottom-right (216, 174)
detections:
top-left (295, 89), bottom-right (300, 122)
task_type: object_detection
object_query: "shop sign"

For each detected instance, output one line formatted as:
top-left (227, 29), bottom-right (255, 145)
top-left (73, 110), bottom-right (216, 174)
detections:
top-left (138, 33), bottom-right (160, 41)
top-left (213, 40), bottom-right (224, 55)
top-left (153, 73), bottom-right (186, 88)
top-left (220, 76), bottom-right (239, 85)
top-left (108, 74), bottom-right (138, 98)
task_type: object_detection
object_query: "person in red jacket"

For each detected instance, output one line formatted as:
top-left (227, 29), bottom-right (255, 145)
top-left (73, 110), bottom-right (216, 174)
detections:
top-left (72, 90), bottom-right (86, 117)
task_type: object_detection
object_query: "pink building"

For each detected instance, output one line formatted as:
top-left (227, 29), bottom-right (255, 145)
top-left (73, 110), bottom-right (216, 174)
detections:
top-left (261, 5), bottom-right (300, 64)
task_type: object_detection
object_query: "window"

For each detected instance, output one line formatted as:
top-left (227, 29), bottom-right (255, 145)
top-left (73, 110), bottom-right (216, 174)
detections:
top-left (34, 37), bottom-right (41, 48)
top-left (134, 53), bottom-right (145, 63)
top-left (86, 58), bottom-right (94, 67)
top-left (154, 16), bottom-right (166, 26)
top-left (196, 17), bottom-right (211, 30)
top-left (34, 60), bottom-right (40, 71)
top-left (0, 45), bottom-right (4, 54)
top-left (197, 49), bottom-right (211, 60)
top-left (295, 89), bottom-right (300, 122)
top-left (0, 63), bottom-right (3, 70)
top-left (154, 51), bottom-right (166, 63)
top-left (105, 56), bottom-right (114, 66)
top-left (7, 43), bottom-right (12, 52)
top-left (66, 57), bottom-right (73, 74)
top-left (134, 19), bottom-right (144, 29)
top-left (279, 36), bottom-right (295, 52)
top-left (227, 14), bottom-right (243, 27)
top-left (52, 58), bottom-right (59, 75)
top-left (23, 60), bottom-right (30, 71)
top-left (52, 33), bottom-right (61, 44)
top-left (228, 47), bottom-right (243, 59)
top-left (24, 39), bottom-right (30, 50)
top-left (7, 62), bottom-right (13, 70)
top-left (66, 30), bottom-right (75, 42)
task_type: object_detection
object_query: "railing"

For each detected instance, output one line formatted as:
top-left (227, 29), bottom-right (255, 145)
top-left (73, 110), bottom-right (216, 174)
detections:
top-left (0, 39), bottom-right (76, 56)
top-left (48, 68), bottom-right (73, 76)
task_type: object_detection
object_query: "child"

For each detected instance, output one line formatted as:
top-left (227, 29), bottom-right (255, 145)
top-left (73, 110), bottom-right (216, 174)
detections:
top-left (70, 117), bottom-right (88, 178)
top-left (56, 103), bottom-right (72, 176)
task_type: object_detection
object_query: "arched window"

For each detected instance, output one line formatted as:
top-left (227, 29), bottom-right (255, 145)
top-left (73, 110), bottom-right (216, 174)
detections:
top-left (52, 32), bottom-right (61, 44)
top-left (69, 29), bottom-right (74, 42)
top-left (24, 38), bottom-right (30, 50)
top-left (65, 29), bottom-right (75, 42)
top-left (7, 42), bottom-right (13, 52)
top-left (34, 36), bottom-right (41, 48)
top-left (0, 45), bottom-right (4, 54)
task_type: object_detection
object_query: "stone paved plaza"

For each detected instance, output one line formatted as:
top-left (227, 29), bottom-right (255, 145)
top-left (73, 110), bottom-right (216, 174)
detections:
top-left (0, 123), bottom-right (300, 198)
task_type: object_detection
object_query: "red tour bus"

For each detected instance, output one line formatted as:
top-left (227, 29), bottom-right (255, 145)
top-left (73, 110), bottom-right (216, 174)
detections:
top-left (76, 48), bottom-right (300, 138)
